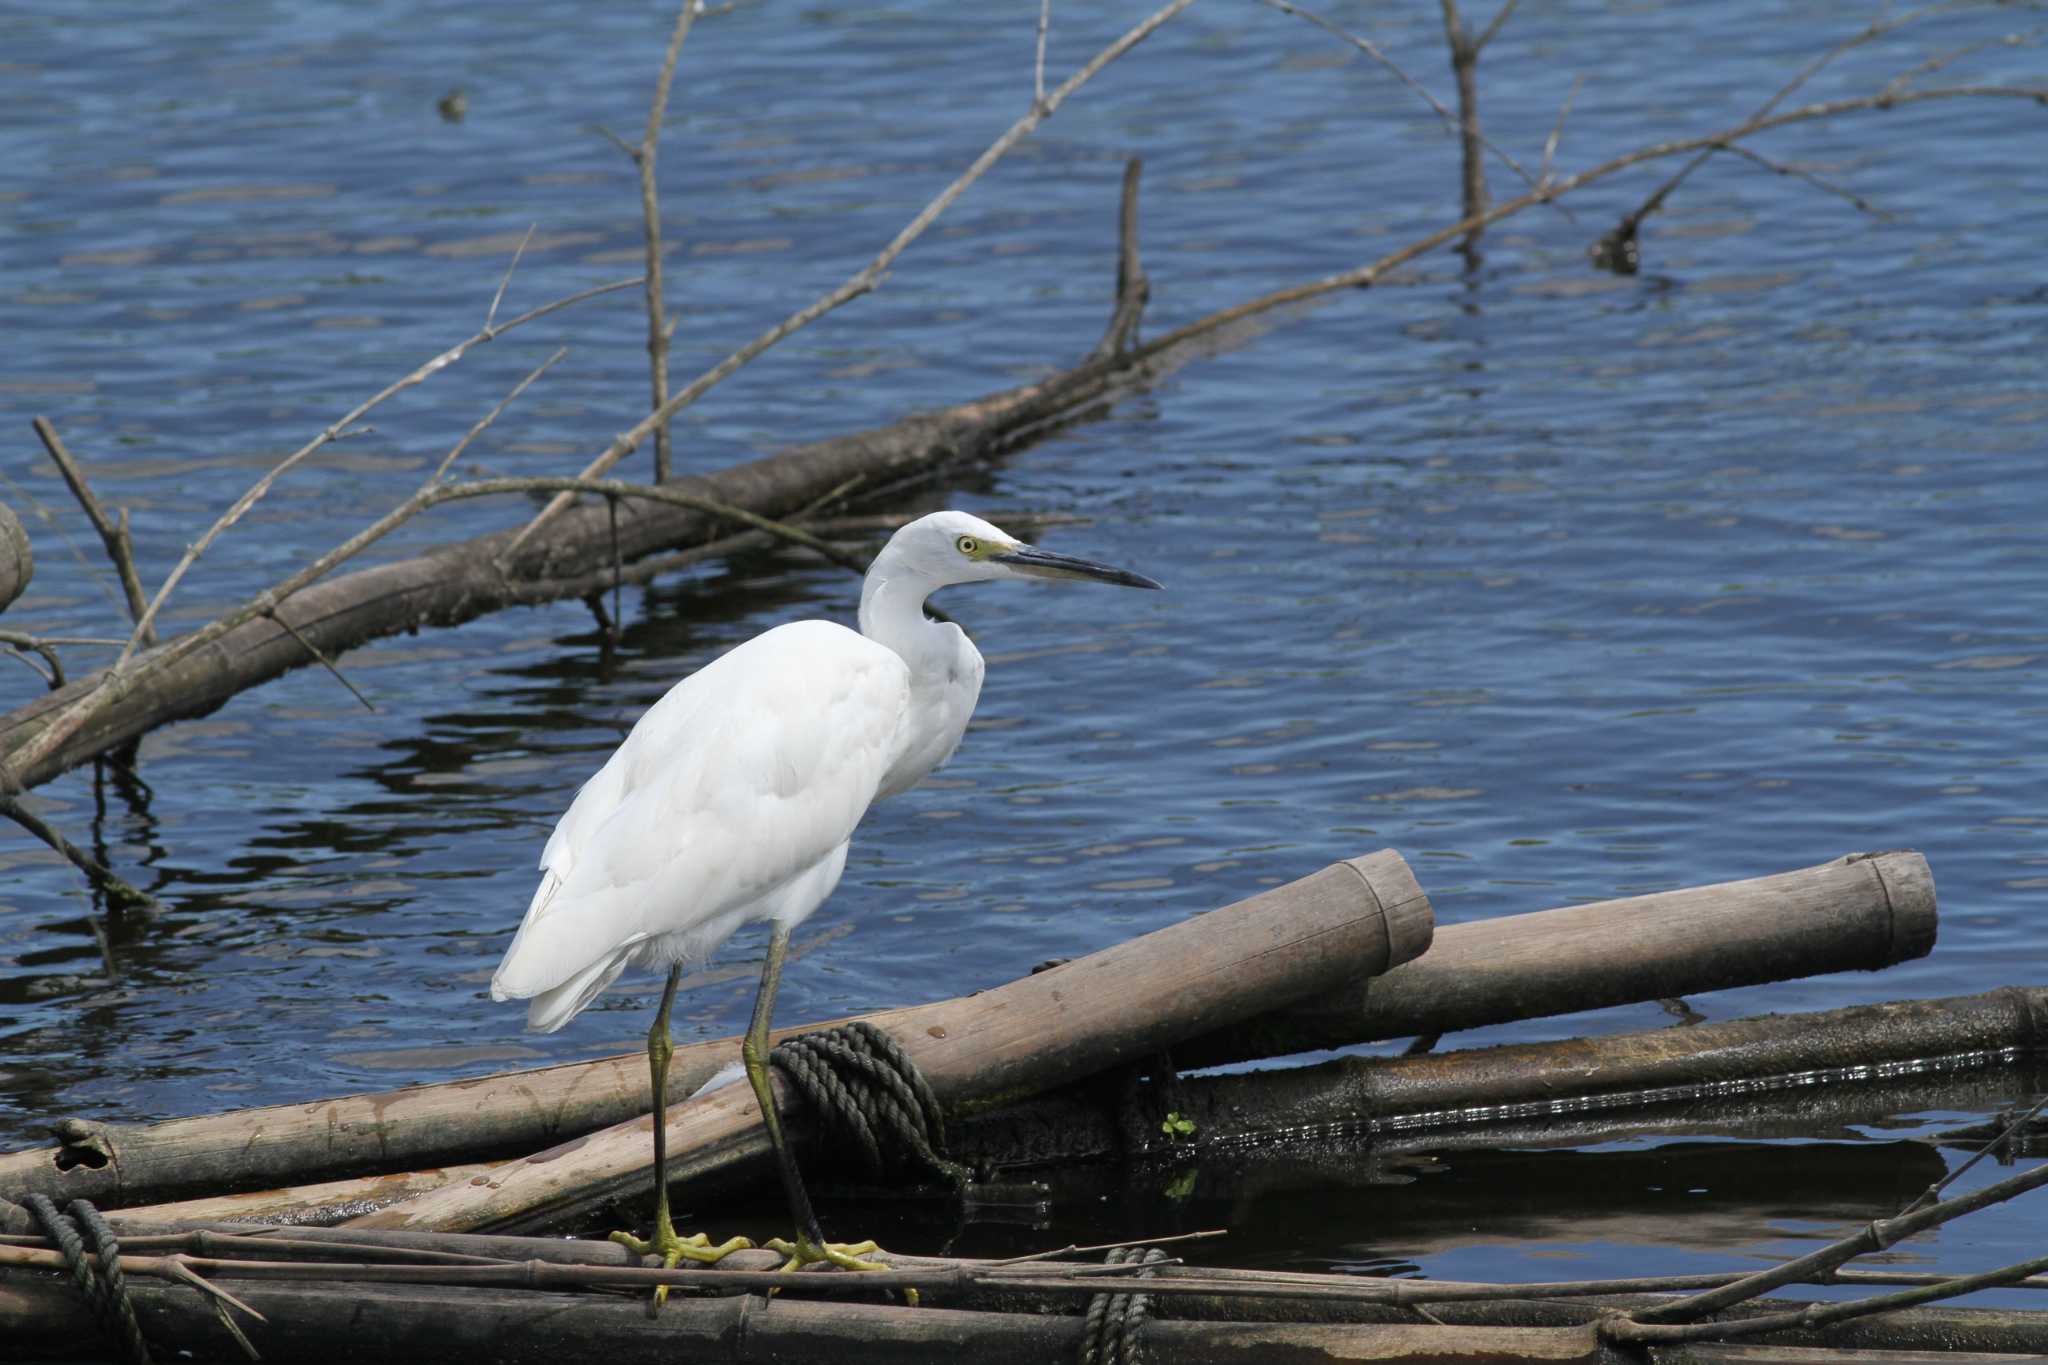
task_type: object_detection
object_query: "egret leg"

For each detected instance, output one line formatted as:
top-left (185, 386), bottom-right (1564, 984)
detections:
top-left (611, 964), bottom-right (752, 1308)
top-left (745, 923), bottom-right (884, 1273)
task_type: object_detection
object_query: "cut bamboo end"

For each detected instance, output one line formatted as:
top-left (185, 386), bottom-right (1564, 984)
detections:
top-left (1180, 850), bottom-right (1942, 1068)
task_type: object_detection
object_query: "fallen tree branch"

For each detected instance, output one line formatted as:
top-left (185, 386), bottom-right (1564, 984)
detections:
top-left (0, 82), bottom-right (2038, 794)
top-left (2, 277), bottom-right (640, 791)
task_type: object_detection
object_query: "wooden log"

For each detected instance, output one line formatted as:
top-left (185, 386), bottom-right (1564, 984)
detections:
top-left (1180, 850), bottom-right (1937, 1066)
top-left (948, 987), bottom-right (2046, 1171)
top-left (0, 1272), bottom-right (1617, 1365)
top-left (7, 1269), bottom-right (2046, 1364)
top-left (0, 851), bottom-right (1926, 1210)
top-left (343, 850), bottom-right (1431, 1233)
top-left (0, 501), bottom-right (29, 613)
top-left (95, 1162), bottom-right (506, 1228)
top-left (0, 294), bottom-right (1182, 794)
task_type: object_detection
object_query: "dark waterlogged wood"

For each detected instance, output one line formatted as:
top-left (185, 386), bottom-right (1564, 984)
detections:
top-left (6, 1267), bottom-right (2045, 1364)
top-left (344, 850), bottom-right (1431, 1232)
top-left (0, 1274), bottom-right (1617, 1365)
top-left (0, 851), bottom-right (1929, 1212)
top-left (1183, 850), bottom-right (1937, 1066)
top-left (944, 986), bottom-right (2048, 1170)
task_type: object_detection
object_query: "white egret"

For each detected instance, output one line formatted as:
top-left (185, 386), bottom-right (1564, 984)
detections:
top-left (489, 509), bottom-right (1160, 1282)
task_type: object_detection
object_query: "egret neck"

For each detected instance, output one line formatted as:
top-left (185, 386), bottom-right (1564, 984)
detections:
top-left (858, 547), bottom-right (985, 799)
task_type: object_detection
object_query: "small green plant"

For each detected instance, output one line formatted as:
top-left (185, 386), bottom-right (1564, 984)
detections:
top-left (1160, 1110), bottom-right (1196, 1140)
top-left (1162, 1166), bottom-right (1198, 1201)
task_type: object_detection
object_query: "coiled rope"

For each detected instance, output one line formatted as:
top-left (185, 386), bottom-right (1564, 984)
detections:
top-left (1079, 1245), bottom-right (1169, 1365)
top-left (23, 1193), bottom-right (152, 1365)
top-left (769, 1019), bottom-right (969, 1189)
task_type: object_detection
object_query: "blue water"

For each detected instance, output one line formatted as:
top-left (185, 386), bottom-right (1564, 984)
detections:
top-left (3, 0), bottom-right (2045, 1301)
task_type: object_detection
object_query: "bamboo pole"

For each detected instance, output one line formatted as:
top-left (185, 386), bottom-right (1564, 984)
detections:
top-left (0, 851), bottom-right (1930, 1210)
top-left (944, 987), bottom-right (2043, 1172)
top-left (7, 1268), bottom-right (2048, 1364)
top-left (1182, 850), bottom-right (1936, 1066)
top-left (95, 1163), bottom-right (506, 1229)
top-left (0, 1274), bottom-right (1619, 1365)
top-left (344, 851), bottom-right (1431, 1233)
top-left (7, 1215), bottom-right (2048, 1359)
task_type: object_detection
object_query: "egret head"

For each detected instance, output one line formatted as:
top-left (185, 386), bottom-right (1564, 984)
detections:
top-left (884, 510), bottom-right (1163, 592)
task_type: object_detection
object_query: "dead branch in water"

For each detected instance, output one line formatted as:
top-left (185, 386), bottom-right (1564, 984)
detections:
top-left (0, 32), bottom-right (2038, 806)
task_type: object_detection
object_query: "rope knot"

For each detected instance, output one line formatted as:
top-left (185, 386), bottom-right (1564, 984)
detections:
top-left (769, 1019), bottom-right (969, 1191)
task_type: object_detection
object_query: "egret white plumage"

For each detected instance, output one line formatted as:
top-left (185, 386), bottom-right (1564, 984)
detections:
top-left (489, 509), bottom-right (1160, 1283)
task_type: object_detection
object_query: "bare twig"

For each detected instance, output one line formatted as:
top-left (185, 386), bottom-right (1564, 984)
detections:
top-left (1472, 0), bottom-right (1517, 53)
top-left (0, 792), bottom-right (154, 908)
top-left (483, 225), bottom-right (535, 334)
top-left (1607, 1250), bottom-right (2048, 1346)
top-left (1883, 29), bottom-right (2040, 99)
top-left (110, 274), bottom-right (640, 675)
top-left (1629, 1154), bottom-right (2048, 1324)
top-left (1595, 3), bottom-right (1980, 270)
top-left (1716, 142), bottom-right (1889, 218)
top-left (1090, 158), bottom-right (1150, 361)
top-left (5, 277), bottom-right (638, 789)
top-left (1540, 74), bottom-right (1585, 187)
top-left (635, 2), bottom-right (703, 484)
top-left (432, 347), bottom-right (570, 482)
top-left (31, 418), bottom-right (151, 639)
top-left (1255, 0), bottom-right (1546, 202)
top-left (0, 631), bottom-right (64, 689)
top-left (1900, 1092), bottom-right (2048, 1217)
top-left (502, 0), bottom-right (1196, 561)
top-left (264, 609), bottom-right (375, 713)
top-left (1438, 0), bottom-right (1490, 245)
top-left (1035, 0), bottom-right (1052, 110)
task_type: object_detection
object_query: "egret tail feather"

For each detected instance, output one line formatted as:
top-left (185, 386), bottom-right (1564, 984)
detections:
top-left (524, 950), bottom-right (632, 1033)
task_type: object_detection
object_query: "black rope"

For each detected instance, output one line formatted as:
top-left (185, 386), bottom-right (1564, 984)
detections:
top-left (770, 1020), bottom-right (970, 1190)
top-left (1079, 1246), bottom-right (1169, 1365)
top-left (24, 1194), bottom-right (152, 1365)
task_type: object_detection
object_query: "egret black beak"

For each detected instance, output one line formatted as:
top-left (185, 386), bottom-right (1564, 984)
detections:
top-left (994, 543), bottom-right (1163, 590)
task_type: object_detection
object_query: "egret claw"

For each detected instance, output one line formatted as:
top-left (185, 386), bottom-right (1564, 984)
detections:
top-left (763, 1235), bottom-right (886, 1273)
top-left (611, 1222), bottom-right (754, 1309)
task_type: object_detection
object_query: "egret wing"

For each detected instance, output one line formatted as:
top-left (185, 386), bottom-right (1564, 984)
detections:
top-left (489, 620), bottom-right (910, 1003)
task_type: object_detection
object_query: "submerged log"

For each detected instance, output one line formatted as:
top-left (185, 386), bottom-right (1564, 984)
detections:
top-left (0, 252), bottom-right (1186, 794)
top-left (344, 850), bottom-right (1431, 1233)
top-left (0, 850), bottom-right (1929, 1211)
top-left (1183, 850), bottom-right (1936, 1066)
top-left (947, 986), bottom-right (2048, 1171)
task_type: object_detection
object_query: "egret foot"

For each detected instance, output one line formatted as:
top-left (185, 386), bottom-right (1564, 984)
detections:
top-left (611, 1220), bottom-right (754, 1309)
top-left (763, 1234), bottom-right (886, 1273)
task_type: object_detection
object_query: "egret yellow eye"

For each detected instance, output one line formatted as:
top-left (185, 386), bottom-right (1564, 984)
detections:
top-left (955, 535), bottom-right (979, 556)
